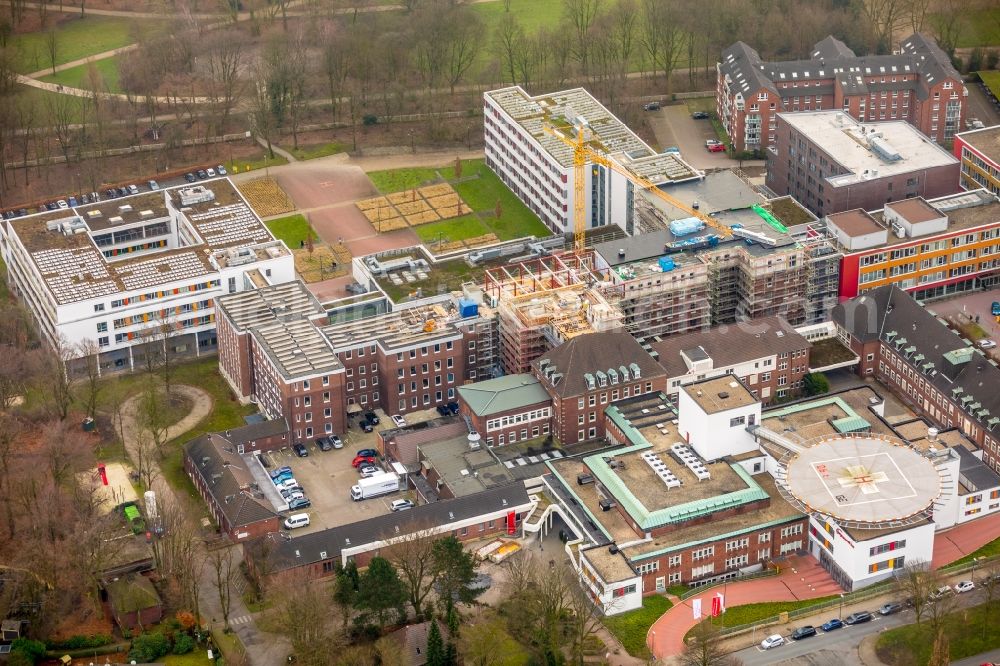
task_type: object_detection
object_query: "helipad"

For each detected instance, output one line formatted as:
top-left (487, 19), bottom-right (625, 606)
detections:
top-left (783, 435), bottom-right (941, 524)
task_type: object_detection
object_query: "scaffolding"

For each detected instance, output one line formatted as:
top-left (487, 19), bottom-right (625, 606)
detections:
top-left (789, 221), bottom-right (843, 324)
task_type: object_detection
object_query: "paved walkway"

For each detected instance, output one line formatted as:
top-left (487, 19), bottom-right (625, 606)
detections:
top-left (932, 509), bottom-right (1000, 568)
top-left (647, 556), bottom-right (843, 660)
top-left (257, 136), bottom-right (297, 163)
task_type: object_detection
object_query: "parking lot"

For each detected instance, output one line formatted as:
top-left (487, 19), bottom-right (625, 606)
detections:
top-left (926, 287), bottom-right (1000, 344)
top-left (250, 407), bottom-right (436, 536)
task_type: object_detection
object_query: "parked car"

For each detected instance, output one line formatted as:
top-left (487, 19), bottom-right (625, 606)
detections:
top-left (292, 442), bottom-right (309, 457)
top-left (315, 437), bottom-right (335, 452)
top-left (878, 602), bottom-right (904, 615)
top-left (269, 466), bottom-right (292, 479)
top-left (642, 101), bottom-right (661, 111)
top-left (436, 405), bottom-right (451, 417)
top-left (287, 497), bottom-right (311, 510)
top-left (662, 146), bottom-right (680, 154)
top-left (955, 580), bottom-right (976, 593)
top-left (364, 411), bottom-right (380, 425)
top-left (68, 196), bottom-right (78, 207)
top-left (206, 167), bottom-right (217, 178)
top-left (820, 618), bottom-right (843, 632)
top-left (705, 139), bottom-right (726, 153)
top-left (844, 611), bottom-right (872, 625)
top-left (357, 448), bottom-right (378, 458)
top-left (106, 188), bottom-right (118, 198)
top-left (359, 465), bottom-right (382, 478)
top-left (978, 339), bottom-right (996, 350)
top-left (196, 169), bottom-right (208, 180)
top-left (331, 435), bottom-right (343, 449)
top-left (80, 194), bottom-right (90, 204)
top-left (360, 420), bottom-right (374, 433)
top-left (353, 454), bottom-right (377, 468)
top-left (217, 164), bottom-right (228, 175)
top-left (284, 513), bottom-right (310, 529)
top-left (390, 499), bottom-right (415, 512)
top-left (760, 634), bottom-right (784, 650)
top-left (127, 184), bottom-right (139, 195)
top-left (930, 585), bottom-right (954, 601)
top-left (184, 172), bottom-right (197, 183)
top-left (277, 478), bottom-right (300, 490)
top-left (391, 414), bottom-right (407, 428)
top-left (271, 472), bottom-right (293, 485)
top-left (148, 180), bottom-right (160, 190)
top-left (283, 491), bottom-right (305, 502)
top-left (692, 111), bottom-right (710, 119)
top-left (56, 199), bottom-right (68, 209)
top-left (447, 402), bottom-right (460, 415)
top-left (992, 301), bottom-right (1000, 317)
top-left (279, 487), bottom-right (304, 500)
top-left (790, 626), bottom-right (816, 640)
top-left (117, 187), bottom-right (128, 197)
top-left (46, 202), bottom-right (58, 210)
top-left (90, 191), bottom-right (100, 202)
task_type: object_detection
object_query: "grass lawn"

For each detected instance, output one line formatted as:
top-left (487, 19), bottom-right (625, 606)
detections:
top-left (40, 55), bottom-right (121, 93)
top-left (163, 653), bottom-right (209, 666)
top-left (876, 600), bottom-right (1000, 665)
top-left (282, 141), bottom-right (346, 161)
top-left (602, 596), bottom-right (672, 659)
top-left (367, 166), bottom-right (442, 193)
top-left (980, 70), bottom-right (1000, 101)
top-left (469, 0), bottom-right (562, 35)
top-left (933, 6), bottom-right (1000, 48)
top-left (950, 535), bottom-right (1000, 567)
top-left (12, 84), bottom-right (88, 123)
top-left (704, 595), bottom-right (839, 630)
top-left (685, 97), bottom-right (716, 115)
top-left (10, 15), bottom-right (154, 74)
top-left (415, 214), bottom-right (490, 244)
top-left (265, 214), bottom-right (314, 248)
top-left (453, 160), bottom-right (550, 240)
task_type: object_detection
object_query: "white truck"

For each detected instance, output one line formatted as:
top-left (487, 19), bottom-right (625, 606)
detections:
top-left (351, 471), bottom-right (399, 501)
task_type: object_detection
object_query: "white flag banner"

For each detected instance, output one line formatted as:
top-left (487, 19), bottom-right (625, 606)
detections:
top-left (692, 598), bottom-right (702, 620)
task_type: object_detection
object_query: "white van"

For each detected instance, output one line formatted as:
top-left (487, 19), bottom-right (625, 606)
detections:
top-left (284, 513), bottom-right (310, 530)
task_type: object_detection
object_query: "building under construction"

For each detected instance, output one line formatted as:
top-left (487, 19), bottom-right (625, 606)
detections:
top-left (483, 254), bottom-right (623, 374)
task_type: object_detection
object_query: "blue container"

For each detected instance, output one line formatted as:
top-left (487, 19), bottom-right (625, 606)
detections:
top-left (459, 298), bottom-right (479, 318)
top-left (658, 257), bottom-right (675, 272)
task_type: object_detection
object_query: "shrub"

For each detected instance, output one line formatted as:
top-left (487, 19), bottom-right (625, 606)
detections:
top-left (10, 638), bottom-right (46, 665)
top-left (362, 114), bottom-right (379, 126)
top-left (803, 372), bottom-right (831, 396)
top-left (47, 634), bottom-right (115, 650)
top-left (172, 633), bottom-right (195, 655)
top-left (129, 632), bottom-right (171, 662)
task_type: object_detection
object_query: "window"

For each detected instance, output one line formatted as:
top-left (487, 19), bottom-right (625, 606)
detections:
top-left (759, 533), bottom-right (771, 543)
top-left (780, 524), bottom-right (803, 538)
top-left (726, 538), bottom-right (749, 551)
top-left (870, 540), bottom-right (906, 556)
top-left (691, 564), bottom-right (714, 578)
top-left (868, 556), bottom-right (905, 574)
top-left (668, 572), bottom-right (682, 584)
top-left (612, 584), bottom-right (637, 598)
top-left (94, 303), bottom-right (105, 312)
top-left (725, 555), bottom-right (749, 569)
top-left (668, 555), bottom-right (682, 567)
top-left (636, 561), bottom-right (659, 574)
top-left (98, 336), bottom-right (109, 347)
top-left (691, 546), bottom-right (714, 561)
top-left (96, 322), bottom-right (108, 333)
top-left (730, 415), bottom-right (746, 428)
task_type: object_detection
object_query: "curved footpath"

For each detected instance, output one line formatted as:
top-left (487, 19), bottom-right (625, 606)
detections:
top-left (647, 510), bottom-right (1000, 660)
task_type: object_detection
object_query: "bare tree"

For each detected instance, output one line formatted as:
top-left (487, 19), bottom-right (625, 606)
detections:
top-left (493, 13), bottom-right (527, 85)
top-left (979, 564), bottom-right (1000, 639)
top-left (205, 33), bottom-right (245, 133)
top-left (895, 560), bottom-right (937, 625)
top-left (268, 572), bottom-right (343, 666)
top-left (680, 619), bottom-right (741, 666)
top-left (859, 0), bottom-right (907, 52)
top-left (608, 0), bottom-right (639, 82)
top-left (207, 547), bottom-right (236, 629)
top-left (44, 336), bottom-right (75, 421)
top-left (44, 27), bottom-right (57, 75)
top-left (444, 6), bottom-right (484, 94)
top-left (562, 0), bottom-right (602, 75)
top-left (385, 526), bottom-right (441, 616)
top-left (77, 338), bottom-right (102, 420)
top-left (640, 0), bottom-right (685, 93)
top-left (564, 565), bottom-right (608, 665)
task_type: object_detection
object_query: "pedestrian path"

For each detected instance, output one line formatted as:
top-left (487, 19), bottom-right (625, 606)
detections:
top-left (229, 615), bottom-right (253, 626)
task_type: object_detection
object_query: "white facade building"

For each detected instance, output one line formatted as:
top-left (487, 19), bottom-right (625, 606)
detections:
top-left (678, 376), bottom-right (762, 461)
top-left (483, 86), bottom-right (701, 236)
top-left (0, 179), bottom-right (294, 370)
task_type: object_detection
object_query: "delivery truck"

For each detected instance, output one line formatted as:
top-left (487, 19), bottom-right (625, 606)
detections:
top-left (351, 471), bottom-right (399, 501)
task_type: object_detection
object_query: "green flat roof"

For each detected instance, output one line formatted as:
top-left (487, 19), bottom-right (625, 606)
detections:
top-left (587, 405), bottom-right (768, 532)
top-left (832, 416), bottom-right (871, 433)
top-left (457, 374), bottom-right (550, 417)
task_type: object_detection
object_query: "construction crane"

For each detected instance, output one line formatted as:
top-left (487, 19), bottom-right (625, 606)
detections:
top-left (543, 124), bottom-right (735, 254)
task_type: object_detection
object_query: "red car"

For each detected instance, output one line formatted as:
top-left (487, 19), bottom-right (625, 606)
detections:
top-left (352, 455), bottom-right (377, 468)
top-left (705, 140), bottom-right (726, 153)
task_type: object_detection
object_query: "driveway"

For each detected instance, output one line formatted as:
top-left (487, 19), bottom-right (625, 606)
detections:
top-left (925, 287), bottom-right (1000, 341)
top-left (966, 81), bottom-right (1000, 128)
top-left (645, 104), bottom-right (760, 170)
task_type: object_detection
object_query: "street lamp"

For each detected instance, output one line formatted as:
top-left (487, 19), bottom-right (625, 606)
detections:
top-left (973, 556), bottom-right (982, 583)
top-left (839, 593), bottom-right (845, 619)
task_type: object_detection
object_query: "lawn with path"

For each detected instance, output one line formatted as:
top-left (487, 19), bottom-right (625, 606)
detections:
top-left (415, 214), bottom-right (491, 244)
top-left (367, 166), bottom-right (442, 193)
top-left (932, 6), bottom-right (1000, 48)
top-left (603, 596), bottom-right (673, 659)
top-left (265, 213), bottom-right (315, 248)
top-left (280, 141), bottom-right (347, 161)
top-left (980, 70), bottom-right (1000, 101)
top-left (11, 15), bottom-right (156, 74)
top-left (876, 600), bottom-right (1000, 665)
top-left (40, 55), bottom-right (121, 93)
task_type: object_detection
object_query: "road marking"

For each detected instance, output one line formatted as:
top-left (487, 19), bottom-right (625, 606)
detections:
top-left (229, 615), bottom-right (251, 625)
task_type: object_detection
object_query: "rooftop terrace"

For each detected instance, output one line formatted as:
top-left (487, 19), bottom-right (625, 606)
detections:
top-left (320, 300), bottom-right (491, 352)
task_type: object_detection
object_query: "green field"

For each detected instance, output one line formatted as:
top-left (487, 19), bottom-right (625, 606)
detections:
top-left (452, 160), bottom-right (550, 240)
top-left (934, 6), bottom-right (1000, 48)
top-left (681, 595), bottom-right (840, 635)
top-left (40, 56), bottom-right (121, 93)
top-left (980, 70), bottom-right (1000, 101)
top-left (265, 214), bottom-right (315, 248)
top-left (876, 600), bottom-right (1000, 665)
top-left (12, 84), bottom-right (89, 124)
top-left (10, 15), bottom-right (153, 74)
top-left (415, 214), bottom-right (491, 244)
top-left (367, 166), bottom-right (443, 193)
top-left (282, 141), bottom-right (346, 161)
top-left (602, 596), bottom-right (672, 659)
top-left (470, 0), bottom-right (563, 35)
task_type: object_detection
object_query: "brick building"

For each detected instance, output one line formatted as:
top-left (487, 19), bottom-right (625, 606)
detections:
top-left (183, 424), bottom-right (284, 541)
top-left (244, 484), bottom-right (533, 581)
top-left (832, 285), bottom-right (1000, 471)
top-left (828, 190), bottom-right (1000, 300)
top-left (954, 125), bottom-right (1000, 197)
top-left (717, 34), bottom-right (966, 154)
top-left (650, 316), bottom-right (811, 404)
top-left (766, 110), bottom-right (961, 217)
top-left (457, 374), bottom-right (553, 447)
top-left (533, 330), bottom-right (666, 445)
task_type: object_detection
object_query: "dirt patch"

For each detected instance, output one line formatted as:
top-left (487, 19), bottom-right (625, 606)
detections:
top-left (356, 183), bottom-right (472, 231)
top-left (236, 177), bottom-right (295, 217)
top-left (48, 598), bottom-right (114, 643)
top-left (292, 243), bottom-right (350, 283)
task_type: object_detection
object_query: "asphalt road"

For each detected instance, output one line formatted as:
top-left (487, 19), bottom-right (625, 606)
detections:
top-left (966, 80), bottom-right (1000, 128)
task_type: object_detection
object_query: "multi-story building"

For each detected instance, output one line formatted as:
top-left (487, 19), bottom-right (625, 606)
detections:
top-left (828, 189), bottom-right (1000, 300)
top-left (532, 330), bottom-right (665, 445)
top-left (650, 316), bottom-right (811, 404)
top-left (483, 86), bottom-right (700, 236)
top-left (717, 34), bottom-right (966, 154)
top-left (833, 285), bottom-right (1000, 471)
top-left (0, 180), bottom-right (294, 371)
top-left (457, 374), bottom-right (553, 448)
top-left (954, 125), bottom-right (1000, 197)
top-left (766, 110), bottom-right (961, 217)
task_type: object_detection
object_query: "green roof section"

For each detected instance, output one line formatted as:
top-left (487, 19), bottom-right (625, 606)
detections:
top-left (456, 374), bottom-right (550, 417)
top-left (107, 575), bottom-right (160, 614)
top-left (588, 404), bottom-right (768, 532)
top-left (832, 416), bottom-right (871, 433)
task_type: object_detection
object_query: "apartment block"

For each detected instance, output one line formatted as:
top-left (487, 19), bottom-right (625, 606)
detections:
top-left (457, 374), bottom-right (553, 448)
top-left (717, 34), bottom-right (966, 154)
top-left (483, 86), bottom-right (699, 236)
top-left (0, 180), bottom-right (294, 371)
top-left (766, 111), bottom-right (961, 217)
top-left (650, 316), bottom-right (811, 404)
top-left (954, 125), bottom-right (1000, 197)
top-left (828, 189), bottom-right (1000, 300)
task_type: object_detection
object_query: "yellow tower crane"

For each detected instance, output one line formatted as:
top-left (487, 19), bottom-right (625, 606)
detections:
top-left (543, 124), bottom-right (735, 254)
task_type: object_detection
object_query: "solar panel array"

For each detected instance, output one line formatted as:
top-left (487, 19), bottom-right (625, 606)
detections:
top-left (31, 247), bottom-right (119, 303)
top-left (672, 443), bottom-right (711, 481)
top-left (255, 318), bottom-right (342, 380)
top-left (188, 204), bottom-right (272, 248)
top-left (117, 251), bottom-right (211, 291)
top-left (641, 450), bottom-right (681, 489)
